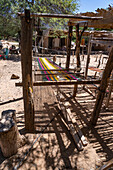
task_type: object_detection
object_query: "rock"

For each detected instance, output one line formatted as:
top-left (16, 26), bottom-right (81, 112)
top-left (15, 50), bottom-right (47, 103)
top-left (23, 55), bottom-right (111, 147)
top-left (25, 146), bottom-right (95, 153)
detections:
top-left (77, 144), bottom-right (102, 170)
top-left (11, 74), bottom-right (20, 79)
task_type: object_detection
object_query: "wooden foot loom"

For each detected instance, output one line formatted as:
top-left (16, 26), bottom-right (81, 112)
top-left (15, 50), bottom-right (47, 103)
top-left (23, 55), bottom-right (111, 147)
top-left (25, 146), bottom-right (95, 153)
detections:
top-left (16, 57), bottom-right (101, 97)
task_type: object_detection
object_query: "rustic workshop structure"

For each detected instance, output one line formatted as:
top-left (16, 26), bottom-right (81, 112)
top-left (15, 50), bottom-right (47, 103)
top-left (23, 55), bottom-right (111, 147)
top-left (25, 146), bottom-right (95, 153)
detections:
top-left (17, 9), bottom-right (103, 131)
top-left (17, 7), bottom-right (113, 132)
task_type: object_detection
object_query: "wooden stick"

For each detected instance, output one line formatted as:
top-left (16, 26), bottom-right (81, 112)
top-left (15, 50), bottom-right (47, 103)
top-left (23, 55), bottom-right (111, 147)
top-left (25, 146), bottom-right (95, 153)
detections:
top-left (35, 68), bottom-right (76, 72)
top-left (18, 12), bottom-right (103, 20)
top-left (83, 86), bottom-right (95, 98)
top-left (16, 80), bottom-right (101, 87)
top-left (34, 72), bottom-right (78, 76)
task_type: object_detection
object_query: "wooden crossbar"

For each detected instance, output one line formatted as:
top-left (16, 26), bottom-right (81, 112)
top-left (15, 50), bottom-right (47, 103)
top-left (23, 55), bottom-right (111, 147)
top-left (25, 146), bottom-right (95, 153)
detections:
top-left (34, 72), bottom-right (80, 76)
top-left (18, 12), bottom-right (103, 20)
top-left (16, 80), bottom-right (101, 87)
top-left (34, 68), bottom-right (76, 72)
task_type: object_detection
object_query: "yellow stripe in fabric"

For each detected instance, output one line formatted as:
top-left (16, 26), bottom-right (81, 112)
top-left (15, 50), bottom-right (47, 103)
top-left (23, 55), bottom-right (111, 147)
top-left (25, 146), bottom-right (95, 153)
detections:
top-left (42, 58), bottom-right (58, 81)
top-left (41, 58), bottom-right (58, 81)
top-left (45, 58), bottom-right (70, 80)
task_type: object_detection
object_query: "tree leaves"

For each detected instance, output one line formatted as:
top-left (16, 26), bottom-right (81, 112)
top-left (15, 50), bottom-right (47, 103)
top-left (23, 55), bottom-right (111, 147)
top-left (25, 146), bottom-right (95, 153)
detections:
top-left (0, 0), bottom-right (79, 38)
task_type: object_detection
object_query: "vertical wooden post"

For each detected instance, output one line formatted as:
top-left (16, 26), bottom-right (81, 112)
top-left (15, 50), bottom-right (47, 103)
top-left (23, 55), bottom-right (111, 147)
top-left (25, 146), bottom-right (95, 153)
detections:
top-left (91, 47), bottom-right (113, 126)
top-left (21, 9), bottom-right (35, 132)
top-left (76, 24), bottom-right (81, 71)
top-left (66, 22), bottom-right (73, 69)
top-left (75, 24), bottom-right (87, 72)
top-left (73, 84), bottom-right (78, 97)
top-left (85, 35), bottom-right (92, 78)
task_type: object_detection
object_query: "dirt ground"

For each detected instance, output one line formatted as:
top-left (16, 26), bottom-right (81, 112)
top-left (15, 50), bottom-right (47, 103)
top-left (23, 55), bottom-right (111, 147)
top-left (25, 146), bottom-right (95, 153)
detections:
top-left (0, 54), bottom-right (113, 170)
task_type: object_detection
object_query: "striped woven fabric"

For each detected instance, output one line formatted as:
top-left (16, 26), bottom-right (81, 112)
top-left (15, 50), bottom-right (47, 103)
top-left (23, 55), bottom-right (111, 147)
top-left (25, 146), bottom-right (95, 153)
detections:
top-left (36, 57), bottom-right (81, 81)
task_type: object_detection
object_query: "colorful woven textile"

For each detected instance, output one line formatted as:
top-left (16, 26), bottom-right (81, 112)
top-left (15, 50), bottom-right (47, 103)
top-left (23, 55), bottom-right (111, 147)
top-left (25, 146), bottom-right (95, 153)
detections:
top-left (37, 57), bottom-right (81, 81)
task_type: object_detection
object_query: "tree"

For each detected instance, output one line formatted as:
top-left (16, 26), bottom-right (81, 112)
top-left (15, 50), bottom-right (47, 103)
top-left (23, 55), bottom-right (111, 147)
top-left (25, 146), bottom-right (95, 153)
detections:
top-left (0, 0), bottom-right (79, 38)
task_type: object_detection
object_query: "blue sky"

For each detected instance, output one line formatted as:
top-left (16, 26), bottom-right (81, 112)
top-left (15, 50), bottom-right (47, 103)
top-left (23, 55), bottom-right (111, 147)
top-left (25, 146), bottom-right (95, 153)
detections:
top-left (78, 0), bottom-right (113, 13)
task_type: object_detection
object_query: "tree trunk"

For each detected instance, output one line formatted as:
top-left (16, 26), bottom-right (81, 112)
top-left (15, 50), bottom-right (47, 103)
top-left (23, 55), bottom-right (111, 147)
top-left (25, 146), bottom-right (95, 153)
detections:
top-left (0, 110), bottom-right (26, 157)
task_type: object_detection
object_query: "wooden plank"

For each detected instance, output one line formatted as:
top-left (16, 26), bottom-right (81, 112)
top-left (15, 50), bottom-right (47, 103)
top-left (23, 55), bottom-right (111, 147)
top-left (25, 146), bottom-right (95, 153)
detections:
top-left (91, 47), bottom-right (113, 125)
top-left (91, 39), bottom-right (113, 46)
top-left (88, 67), bottom-right (103, 73)
top-left (16, 80), bottom-right (101, 87)
top-left (21, 9), bottom-right (35, 132)
top-left (66, 108), bottom-right (88, 146)
top-left (69, 125), bottom-right (83, 151)
top-left (54, 90), bottom-right (83, 151)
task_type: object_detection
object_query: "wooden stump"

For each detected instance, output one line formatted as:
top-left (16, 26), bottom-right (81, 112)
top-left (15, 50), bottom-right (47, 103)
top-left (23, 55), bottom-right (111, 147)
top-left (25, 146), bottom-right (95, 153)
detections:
top-left (0, 110), bottom-right (26, 157)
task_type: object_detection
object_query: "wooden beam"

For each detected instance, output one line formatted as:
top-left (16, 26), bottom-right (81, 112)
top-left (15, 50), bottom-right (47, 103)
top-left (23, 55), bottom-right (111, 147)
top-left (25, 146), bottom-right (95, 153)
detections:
top-left (91, 47), bottom-right (113, 126)
top-left (66, 23), bottom-right (73, 69)
top-left (91, 39), bottom-right (113, 46)
top-left (18, 12), bottom-right (103, 20)
top-left (34, 72), bottom-right (78, 76)
top-left (21, 9), bottom-right (35, 132)
top-left (16, 80), bottom-right (101, 87)
top-left (35, 68), bottom-right (76, 72)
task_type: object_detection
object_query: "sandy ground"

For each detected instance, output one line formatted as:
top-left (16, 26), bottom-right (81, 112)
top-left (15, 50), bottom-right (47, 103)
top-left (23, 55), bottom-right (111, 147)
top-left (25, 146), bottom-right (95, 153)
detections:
top-left (0, 54), bottom-right (113, 169)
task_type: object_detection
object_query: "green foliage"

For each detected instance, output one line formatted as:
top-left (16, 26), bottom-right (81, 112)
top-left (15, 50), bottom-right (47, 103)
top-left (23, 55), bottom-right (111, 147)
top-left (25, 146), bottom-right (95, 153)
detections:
top-left (0, 0), bottom-right (79, 38)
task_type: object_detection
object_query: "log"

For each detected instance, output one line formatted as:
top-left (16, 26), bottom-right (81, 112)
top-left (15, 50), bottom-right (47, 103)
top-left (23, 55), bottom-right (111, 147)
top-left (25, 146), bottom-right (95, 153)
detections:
top-left (91, 47), bottom-right (113, 125)
top-left (18, 12), bottom-right (103, 20)
top-left (21, 9), bottom-right (35, 131)
top-left (0, 110), bottom-right (25, 157)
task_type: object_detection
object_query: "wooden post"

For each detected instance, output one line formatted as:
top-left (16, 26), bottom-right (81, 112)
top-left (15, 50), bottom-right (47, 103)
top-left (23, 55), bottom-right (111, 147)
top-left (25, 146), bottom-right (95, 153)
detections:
top-left (76, 24), bottom-right (81, 71)
top-left (76, 24), bottom-right (87, 72)
top-left (21, 9), bottom-right (35, 131)
top-left (73, 84), bottom-right (78, 97)
top-left (66, 22), bottom-right (73, 69)
top-left (105, 73), bottom-right (113, 108)
top-left (91, 47), bottom-right (113, 126)
top-left (85, 35), bottom-right (92, 78)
